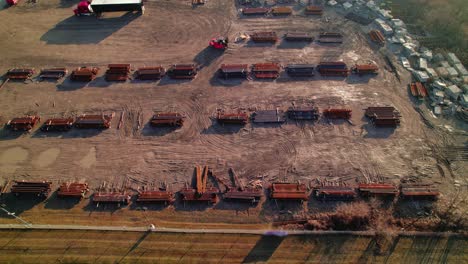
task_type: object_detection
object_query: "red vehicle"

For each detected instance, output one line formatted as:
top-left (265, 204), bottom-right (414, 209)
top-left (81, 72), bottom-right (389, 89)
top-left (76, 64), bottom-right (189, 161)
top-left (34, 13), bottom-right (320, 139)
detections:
top-left (6, 0), bottom-right (19, 6)
top-left (74, 1), bottom-right (92, 16)
top-left (209, 36), bottom-right (228, 50)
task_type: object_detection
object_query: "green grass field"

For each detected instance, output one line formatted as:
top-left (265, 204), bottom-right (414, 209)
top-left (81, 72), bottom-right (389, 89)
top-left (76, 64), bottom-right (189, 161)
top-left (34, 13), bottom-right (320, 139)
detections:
top-left (0, 230), bottom-right (466, 263)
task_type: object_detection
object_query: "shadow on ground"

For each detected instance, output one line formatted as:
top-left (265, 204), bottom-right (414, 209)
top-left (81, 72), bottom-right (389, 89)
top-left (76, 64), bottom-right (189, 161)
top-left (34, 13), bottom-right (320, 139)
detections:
top-left (41, 12), bottom-right (141, 44)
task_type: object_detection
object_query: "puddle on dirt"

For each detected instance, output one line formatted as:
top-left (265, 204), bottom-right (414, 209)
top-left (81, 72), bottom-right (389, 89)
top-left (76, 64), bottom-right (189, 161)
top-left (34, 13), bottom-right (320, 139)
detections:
top-left (79, 147), bottom-right (96, 169)
top-left (0, 146), bottom-right (29, 174)
top-left (33, 148), bottom-right (61, 168)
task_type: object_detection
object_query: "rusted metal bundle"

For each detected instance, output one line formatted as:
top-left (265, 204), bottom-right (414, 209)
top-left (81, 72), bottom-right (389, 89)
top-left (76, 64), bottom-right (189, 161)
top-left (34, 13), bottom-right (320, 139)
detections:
top-left (105, 64), bottom-right (130, 81)
top-left (323, 108), bottom-right (352, 119)
top-left (317, 62), bottom-right (349, 76)
top-left (242, 7), bottom-right (270, 15)
top-left (352, 63), bottom-right (379, 75)
top-left (285, 64), bottom-right (315, 77)
top-left (150, 112), bottom-right (184, 127)
top-left (135, 66), bottom-right (166, 80)
top-left (252, 110), bottom-right (286, 123)
top-left (179, 187), bottom-right (218, 203)
top-left (269, 182), bottom-right (308, 201)
top-left (305, 5), bottom-right (323, 15)
top-left (7, 116), bottom-right (41, 131)
top-left (93, 192), bottom-right (131, 205)
top-left (223, 188), bottom-right (263, 203)
top-left (365, 106), bottom-right (401, 127)
top-left (358, 183), bottom-right (398, 197)
top-left (57, 182), bottom-right (89, 199)
top-left (6, 68), bottom-right (34, 80)
top-left (216, 112), bottom-right (249, 125)
top-left (167, 64), bottom-right (198, 79)
top-left (75, 114), bottom-right (113, 129)
top-left (250, 32), bottom-right (278, 43)
top-left (251, 63), bottom-right (281, 79)
top-left (400, 184), bottom-right (439, 200)
top-left (284, 32), bottom-right (314, 42)
top-left (11, 181), bottom-right (52, 198)
top-left (136, 190), bottom-right (175, 204)
top-left (318, 32), bottom-right (343, 43)
top-left (39, 68), bottom-right (68, 80)
top-left (369, 30), bottom-right (385, 45)
top-left (314, 186), bottom-right (357, 201)
top-left (409, 82), bottom-right (427, 99)
top-left (218, 64), bottom-right (249, 79)
top-left (70, 67), bottom-right (99, 82)
top-left (271, 6), bottom-right (292, 16)
top-left (41, 117), bottom-right (74, 132)
top-left (287, 107), bottom-right (319, 120)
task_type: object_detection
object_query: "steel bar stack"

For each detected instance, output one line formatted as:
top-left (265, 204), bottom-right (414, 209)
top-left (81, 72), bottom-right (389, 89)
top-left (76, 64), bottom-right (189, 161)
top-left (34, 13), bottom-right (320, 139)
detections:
top-left (318, 32), bottom-right (343, 43)
top-left (285, 64), bottom-right (315, 77)
top-left (358, 183), bottom-right (398, 197)
top-left (57, 182), bottom-right (89, 199)
top-left (150, 113), bottom-right (184, 127)
top-left (39, 68), bottom-right (68, 80)
top-left (105, 64), bottom-right (130, 81)
top-left (269, 182), bottom-right (308, 201)
top-left (251, 63), bottom-right (281, 79)
top-left (317, 62), bottom-right (349, 76)
top-left (250, 32), bottom-right (278, 43)
top-left (75, 114), bottom-right (113, 129)
top-left (6, 68), bottom-right (34, 80)
top-left (365, 106), bottom-right (401, 127)
top-left (216, 112), bottom-right (249, 125)
top-left (135, 66), bottom-right (166, 80)
top-left (41, 117), bottom-right (74, 132)
top-left (167, 64), bottom-right (198, 79)
top-left (242, 7), bottom-right (270, 16)
top-left (70, 67), bottom-right (99, 82)
top-left (218, 64), bottom-right (249, 79)
top-left (252, 110), bottom-right (286, 123)
top-left (11, 181), bottom-right (52, 198)
top-left (313, 186), bottom-right (357, 201)
top-left (305, 6), bottom-right (323, 15)
top-left (369, 30), bottom-right (385, 45)
top-left (287, 107), bottom-right (319, 120)
top-left (323, 109), bottom-right (352, 119)
top-left (7, 116), bottom-right (41, 131)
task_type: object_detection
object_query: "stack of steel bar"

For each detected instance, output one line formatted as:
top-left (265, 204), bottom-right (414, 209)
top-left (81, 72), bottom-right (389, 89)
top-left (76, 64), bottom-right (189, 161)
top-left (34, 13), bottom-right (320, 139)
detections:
top-left (75, 114), bottom-right (113, 129)
top-left (352, 63), bottom-right (379, 75)
top-left (179, 166), bottom-right (218, 203)
top-left (252, 110), bottom-right (286, 123)
top-left (369, 30), bottom-right (385, 45)
top-left (6, 68), bottom-right (34, 80)
top-left (269, 182), bottom-right (308, 201)
top-left (314, 186), bottom-right (357, 201)
top-left (250, 32), bottom-right (278, 43)
top-left (135, 66), bottom-right (166, 80)
top-left (285, 64), bottom-right (315, 77)
top-left (41, 117), bottom-right (74, 132)
top-left (400, 184), bottom-right (439, 200)
top-left (11, 181), bottom-right (52, 198)
top-left (287, 107), bottom-right (319, 120)
top-left (251, 63), bottom-right (281, 79)
top-left (192, 0), bottom-right (205, 5)
top-left (323, 108), bottom-right (352, 119)
top-left (284, 32), bottom-right (314, 42)
top-left (150, 112), bottom-right (184, 127)
top-left (242, 7), bottom-right (270, 15)
top-left (216, 112), bottom-right (249, 125)
top-left (223, 188), bottom-right (263, 203)
top-left (317, 62), bottom-right (349, 76)
top-left (358, 183), bottom-right (398, 197)
top-left (218, 64), bottom-right (249, 79)
top-left (364, 106), bottom-right (401, 127)
top-left (271, 6), bottom-right (292, 16)
top-left (305, 6), bottom-right (323, 15)
top-left (105, 64), bottom-right (130, 81)
top-left (92, 192), bottom-right (131, 205)
top-left (318, 32), bottom-right (343, 43)
top-left (70, 67), bottom-right (99, 82)
top-left (167, 64), bottom-right (198, 79)
top-left (179, 187), bottom-right (218, 203)
top-left (7, 116), bottom-right (41, 131)
top-left (409, 82), bottom-right (427, 99)
top-left (136, 190), bottom-right (174, 204)
top-left (39, 68), bottom-right (68, 80)
top-left (57, 182), bottom-right (89, 199)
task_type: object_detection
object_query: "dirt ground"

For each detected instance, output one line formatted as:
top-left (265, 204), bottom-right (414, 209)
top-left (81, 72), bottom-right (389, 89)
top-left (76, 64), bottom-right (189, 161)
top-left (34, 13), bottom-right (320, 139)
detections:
top-left (0, 0), bottom-right (466, 226)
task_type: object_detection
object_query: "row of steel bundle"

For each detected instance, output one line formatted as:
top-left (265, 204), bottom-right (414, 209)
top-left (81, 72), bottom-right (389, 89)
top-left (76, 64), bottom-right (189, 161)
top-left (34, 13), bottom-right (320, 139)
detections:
top-left (241, 6), bottom-right (323, 16)
top-left (6, 114), bottom-right (113, 132)
top-left (2, 180), bottom-right (440, 207)
top-left (218, 62), bottom-right (378, 79)
top-left (248, 31), bottom-right (343, 44)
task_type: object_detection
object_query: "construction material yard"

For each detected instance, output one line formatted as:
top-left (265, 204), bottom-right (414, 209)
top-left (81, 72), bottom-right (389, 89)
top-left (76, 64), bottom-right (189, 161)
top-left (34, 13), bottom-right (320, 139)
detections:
top-left (0, 0), bottom-right (466, 236)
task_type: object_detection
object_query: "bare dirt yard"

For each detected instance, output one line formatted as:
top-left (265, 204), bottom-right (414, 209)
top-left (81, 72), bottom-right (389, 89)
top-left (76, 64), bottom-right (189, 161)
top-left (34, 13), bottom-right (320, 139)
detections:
top-left (0, 0), bottom-right (466, 228)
